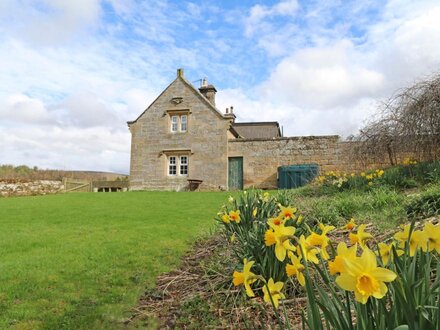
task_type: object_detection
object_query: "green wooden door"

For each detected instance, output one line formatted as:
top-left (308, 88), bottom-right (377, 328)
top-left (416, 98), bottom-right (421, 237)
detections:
top-left (228, 157), bottom-right (243, 190)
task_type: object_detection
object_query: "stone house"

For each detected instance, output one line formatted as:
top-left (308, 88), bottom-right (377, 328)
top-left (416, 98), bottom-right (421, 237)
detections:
top-left (127, 69), bottom-right (352, 191)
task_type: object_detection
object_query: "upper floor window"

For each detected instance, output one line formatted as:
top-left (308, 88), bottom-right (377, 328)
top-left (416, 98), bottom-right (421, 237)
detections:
top-left (171, 116), bottom-right (179, 132)
top-left (180, 115), bottom-right (188, 132)
top-left (166, 110), bottom-right (190, 133)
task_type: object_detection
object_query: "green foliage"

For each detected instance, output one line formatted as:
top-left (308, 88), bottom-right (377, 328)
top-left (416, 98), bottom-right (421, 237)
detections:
top-left (0, 191), bottom-right (228, 329)
top-left (216, 190), bottom-right (308, 285)
top-left (301, 187), bottom-right (405, 229)
top-left (406, 185), bottom-right (440, 218)
top-left (381, 161), bottom-right (440, 189)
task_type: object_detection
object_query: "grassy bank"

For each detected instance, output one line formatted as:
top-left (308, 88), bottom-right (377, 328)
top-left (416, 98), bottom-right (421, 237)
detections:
top-left (0, 191), bottom-right (228, 329)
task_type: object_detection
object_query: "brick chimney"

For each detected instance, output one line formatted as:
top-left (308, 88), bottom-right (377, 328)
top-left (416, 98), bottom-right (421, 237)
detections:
top-left (198, 78), bottom-right (217, 106)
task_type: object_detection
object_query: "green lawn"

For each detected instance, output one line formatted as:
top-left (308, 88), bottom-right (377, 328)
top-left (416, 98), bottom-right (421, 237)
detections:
top-left (0, 191), bottom-right (229, 329)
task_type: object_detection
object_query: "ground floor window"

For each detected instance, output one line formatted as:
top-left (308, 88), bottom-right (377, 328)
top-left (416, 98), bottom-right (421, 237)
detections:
top-left (168, 155), bottom-right (189, 176)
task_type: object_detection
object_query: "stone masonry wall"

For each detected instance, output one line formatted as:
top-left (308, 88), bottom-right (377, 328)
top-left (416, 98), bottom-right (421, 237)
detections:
top-left (129, 76), bottom-right (231, 191)
top-left (0, 180), bottom-right (64, 197)
top-left (227, 136), bottom-right (362, 189)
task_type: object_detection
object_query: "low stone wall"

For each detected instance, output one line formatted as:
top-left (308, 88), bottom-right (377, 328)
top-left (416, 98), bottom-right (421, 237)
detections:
top-left (0, 180), bottom-right (64, 197)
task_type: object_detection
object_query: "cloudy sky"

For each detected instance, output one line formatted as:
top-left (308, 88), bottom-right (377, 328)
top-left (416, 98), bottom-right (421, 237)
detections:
top-left (1, 0), bottom-right (440, 174)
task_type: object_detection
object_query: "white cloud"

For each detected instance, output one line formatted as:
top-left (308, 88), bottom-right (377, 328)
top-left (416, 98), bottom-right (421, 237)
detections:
top-left (0, 126), bottom-right (130, 173)
top-left (245, 0), bottom-right (299, 37)
top-left (259, 40), bottom-right (384, 109)
top-left (0, 94), bottom-right (55, 125)
top-left (0, 0), bottom-right (102, 45)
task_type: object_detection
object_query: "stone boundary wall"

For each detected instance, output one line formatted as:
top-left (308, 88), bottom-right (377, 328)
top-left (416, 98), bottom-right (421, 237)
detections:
top-left (0, 180), bottom-right (64, 197)
top-left (227, 136), bottom-right (395, 189)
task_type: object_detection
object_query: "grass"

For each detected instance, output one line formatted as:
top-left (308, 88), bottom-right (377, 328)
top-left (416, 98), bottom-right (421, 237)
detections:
top-left (289, 186), bottom-right (408, 229)
top-left (0, 191), bottom-right (229, 329)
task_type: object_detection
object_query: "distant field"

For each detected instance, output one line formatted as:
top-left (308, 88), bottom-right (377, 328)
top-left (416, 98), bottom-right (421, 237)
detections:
top-left (0, 191), bottom-right (229, 329)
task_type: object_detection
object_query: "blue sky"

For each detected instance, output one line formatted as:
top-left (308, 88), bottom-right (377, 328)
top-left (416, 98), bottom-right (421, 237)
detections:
top-left (1, 0), bottom-right (440, 173)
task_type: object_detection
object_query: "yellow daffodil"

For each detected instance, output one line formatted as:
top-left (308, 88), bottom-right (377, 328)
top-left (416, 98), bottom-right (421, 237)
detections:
top-left (263, 278), bottom-right (285, 308)
top-left (267, 216), bottom-right (285, 228)
top-left (424, 222), bottom-right (440, 253)
top-left (306, 223), bottom-right (335, 260)
top-left (297, 235), bottom-right (319, 264)
top-left (230, 233), bottom-right (236, 243)
top-left (297, 214), bottom-right (303, 223)
top-left (228, 196), bottom-right (234, 203)
top-left (328, 242), bottom-right (358, 275)
top-left (394, 224), bottom-right (429, 256)
top-left (344, 218), bottom-right (356, 231)
top-left (232, 259), bottom-right (257, 297)
top-left (376, 242), bottom-right (403, 265)
top-left (264, 229), bottom-right (276, 246)
top-left (264, 224), bottom-right (296, 261)
top-left (286, 252), bottom-right (305, 286)
top-left (221, 213), bottom-right (230, 223)
top-left (262, 192), bottom-right (270, 202)
top-left (252, 208), bottom-right (257, 217)
top-left (335, 248), bottom-right (397, 304)
top-left (228, 210), bottom-right (241, 223)
top-left (279, 206), bottom-right (296, 220)
top-left (349, 224), bottom-right (373, 249)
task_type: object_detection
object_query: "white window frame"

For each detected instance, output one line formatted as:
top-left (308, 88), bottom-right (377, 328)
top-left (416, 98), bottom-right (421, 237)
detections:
top-left (170, 115), bottom-right (178, 132)
top-left (180, 115), bottom-right (188, 132)
top-left (168, 156), bottom-right (177, 175)
top-left (180, 156), bottom-right (188, 176)
top-left (167, 155), bottom-right (189, 176)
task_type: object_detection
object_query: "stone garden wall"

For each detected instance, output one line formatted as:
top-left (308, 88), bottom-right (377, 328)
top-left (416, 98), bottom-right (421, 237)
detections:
top-left (0, 180), bottom-right (64, 197)
top-left (227, 136), bottom-right (392, 189)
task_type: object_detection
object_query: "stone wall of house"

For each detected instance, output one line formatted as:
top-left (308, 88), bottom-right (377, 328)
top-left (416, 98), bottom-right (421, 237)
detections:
top-left (227, 136), bottom-right (389, 189)
top-left (129, 75), bottom-right (232, 191)
top-left (0, 180), bottom-right (64, 197)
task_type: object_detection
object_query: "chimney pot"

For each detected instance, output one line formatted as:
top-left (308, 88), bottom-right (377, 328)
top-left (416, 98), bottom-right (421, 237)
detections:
top-left (177, 68), bottom-right (184, 77)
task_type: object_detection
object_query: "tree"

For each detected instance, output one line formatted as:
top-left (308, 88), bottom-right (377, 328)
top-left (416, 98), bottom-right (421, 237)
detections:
top-left (352, 73), bottom-right (440, 165)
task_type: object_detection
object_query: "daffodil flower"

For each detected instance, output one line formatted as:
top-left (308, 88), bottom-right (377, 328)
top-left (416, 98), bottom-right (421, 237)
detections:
top-left (376, 242), bottom-right (403, 265)
top-left (267, 216), bottom-right (285, 228)
top-left (263, 278), bottom-right (285, 309)
top-left (394, 224), bottom-right (428, 256)
top-left (228, 210), bottom-right (241, 223)
top-left (336, 248), bottom-right (397, 304)
top-left (279, 206), bottom-right (296, 220)
top-left (423, 222), bottom-right (440, 253)
top-left (328, 242), bottom-right (358, 275)
top-left (349, 224), bottom-right (373, 249)
top-left (306, 223), bottom-right (334, 260)
top-left (232, 259), bottom-right (257, 297)
top-left (286, 252), bottom-right (305, 286)
top-left (297, 235), bottom-right (320, 264)
top-left (264, 224), bottom-right (296, 261)
top-left (221, 213), bottom-right (230, 223)
top-left (344, 218), bottom-right (356, 231)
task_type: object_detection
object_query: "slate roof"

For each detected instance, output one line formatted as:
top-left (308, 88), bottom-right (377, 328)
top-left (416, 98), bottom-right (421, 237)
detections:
top-left (231, 122), bottom-right (282, 139)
